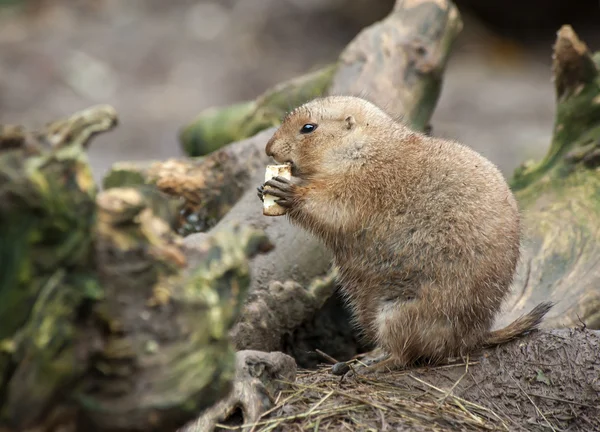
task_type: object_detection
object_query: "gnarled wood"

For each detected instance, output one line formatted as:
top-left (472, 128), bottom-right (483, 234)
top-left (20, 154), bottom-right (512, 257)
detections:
top-left (179, 66), bottom-right (336, 157)
top-left (0, 107), bottom-right (273, 432)
top-left (179, 350), bottom-right (297, 432)
top-left (499, 25), bottom-right (600, 330)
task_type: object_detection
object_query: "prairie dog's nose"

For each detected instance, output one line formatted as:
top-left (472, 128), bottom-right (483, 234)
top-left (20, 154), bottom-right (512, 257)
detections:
top-left (265, 137), bottom-right (275, 157)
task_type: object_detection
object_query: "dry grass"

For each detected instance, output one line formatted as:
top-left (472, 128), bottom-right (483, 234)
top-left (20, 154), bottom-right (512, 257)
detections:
top-left (215, 358), bottom-right (511, 432)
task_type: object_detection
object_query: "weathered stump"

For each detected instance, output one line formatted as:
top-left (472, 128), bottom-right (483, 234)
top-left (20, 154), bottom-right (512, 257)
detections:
top-left (499, 25), bottom-right (600, 329)
top-left (0, 107), bottom-right (273, 432)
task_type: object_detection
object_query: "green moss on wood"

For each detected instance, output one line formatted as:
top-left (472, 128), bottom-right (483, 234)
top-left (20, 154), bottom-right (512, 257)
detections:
top-left (76, 197), bottom-right (272, 429)
top-left (501, 27), bottom-right (600, 329)
top-left (179, 65), bottom-right (337, 157)
top-left (0, 106), bottom-right (114, 425)
top-left (1, 106), bottom-right (269, 430)
top-left (102, 161), bottom-right (153, 189)
top-left (511, 29), bottom-right (600, 191)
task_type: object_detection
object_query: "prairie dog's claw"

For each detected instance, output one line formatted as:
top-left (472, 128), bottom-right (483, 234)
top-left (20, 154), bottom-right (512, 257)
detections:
top-left (257, 185), bottom-right (265, 202)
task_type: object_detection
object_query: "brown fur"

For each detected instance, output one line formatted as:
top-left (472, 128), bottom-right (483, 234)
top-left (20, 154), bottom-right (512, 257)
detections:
top-left (262, 95), bottom-right (553, 369)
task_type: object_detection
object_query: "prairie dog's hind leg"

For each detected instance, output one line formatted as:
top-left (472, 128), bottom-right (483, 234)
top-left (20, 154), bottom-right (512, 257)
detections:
top-left (362, 299), bottom-right (464, 374)
top-left (355, 302), bottom-right (420, 374)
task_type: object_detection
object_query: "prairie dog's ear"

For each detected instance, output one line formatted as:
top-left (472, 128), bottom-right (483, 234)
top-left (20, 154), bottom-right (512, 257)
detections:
top-left (345, 115), bottom-right (356, 130)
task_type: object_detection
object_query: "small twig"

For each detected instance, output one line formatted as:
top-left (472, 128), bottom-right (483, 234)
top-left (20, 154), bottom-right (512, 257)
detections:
top-left (436, 354), bottom-right (469, 407)
top-left (378, 408), bottom-right (388, 431)
top-left (528, 392), bottom-right (594, 408)
top-left (257, 424), bottom-right (279, 432)
top-left (214, 424), bottom-right (238, 430)
top-left (315, 349), bottom-right (339, 365)
top-left (562, 346), bottom-right (576, 388)
top-left (341, 421), bottom-right (354, 431)
top-left (306, 390), bottom-right (335, 415)
top-left (312, 418), bottom-right (321, 432)
top-left (256, 388), bottom-right (305, 422)
top-left (451, 397), bottom-right (485, 425)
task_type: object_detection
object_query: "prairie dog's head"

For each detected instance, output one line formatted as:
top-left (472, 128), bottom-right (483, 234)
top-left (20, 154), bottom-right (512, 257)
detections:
top-left (265, 96), bottom-right (395, 177)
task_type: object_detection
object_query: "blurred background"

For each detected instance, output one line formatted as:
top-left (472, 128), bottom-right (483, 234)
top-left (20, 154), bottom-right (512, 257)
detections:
top-left (1, 0), bottom-right (599, 182)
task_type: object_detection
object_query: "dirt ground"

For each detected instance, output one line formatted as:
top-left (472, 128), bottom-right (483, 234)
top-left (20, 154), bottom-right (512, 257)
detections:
top-left (280, 328), bottom-right (600, 432)
top-left (199, 328), bottom-right (600, 432)
top-left (0, 0), bottom-right (597, 183)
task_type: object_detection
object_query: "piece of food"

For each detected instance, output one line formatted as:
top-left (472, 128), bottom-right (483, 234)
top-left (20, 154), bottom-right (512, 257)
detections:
top-left (263, 164), bottom-right (292, 216)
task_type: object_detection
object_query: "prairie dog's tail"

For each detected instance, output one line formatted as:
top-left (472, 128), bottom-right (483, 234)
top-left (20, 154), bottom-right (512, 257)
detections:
top-left (484, 302), bottom-right (554, 347)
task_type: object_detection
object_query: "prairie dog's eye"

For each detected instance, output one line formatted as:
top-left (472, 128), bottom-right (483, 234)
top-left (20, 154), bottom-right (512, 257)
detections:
top-left (300, 123), bottom-right (318, 134)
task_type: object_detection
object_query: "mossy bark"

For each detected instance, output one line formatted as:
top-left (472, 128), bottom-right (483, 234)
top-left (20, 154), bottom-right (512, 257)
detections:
top-left (0, 108), bottom-right (115, 421)
top-left (497, 25), bottom-right (600, 330)
top-left (0, 107), bottom-right (273, 432)
top-left (179, 66), bottom-right (336, 157)
top-left (103, 127), bottom-right (276, 236)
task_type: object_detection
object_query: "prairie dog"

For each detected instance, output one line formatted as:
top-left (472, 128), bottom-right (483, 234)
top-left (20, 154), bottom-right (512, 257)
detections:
top-left (258, 95), bottom-right (552, 370)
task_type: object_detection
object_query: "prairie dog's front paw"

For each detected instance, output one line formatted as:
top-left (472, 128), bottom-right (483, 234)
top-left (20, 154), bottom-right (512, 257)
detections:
top-left (257, 185), bottom-right (265, 202)
top-left (263, 176), bottom-right (296, 208)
